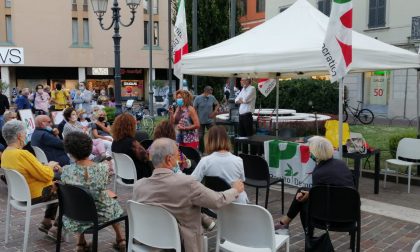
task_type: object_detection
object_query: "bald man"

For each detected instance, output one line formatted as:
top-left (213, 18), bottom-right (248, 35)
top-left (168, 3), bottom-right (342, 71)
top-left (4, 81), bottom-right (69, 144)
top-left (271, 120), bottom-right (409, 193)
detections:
top-left (31, 115), bottom-right (69, 166)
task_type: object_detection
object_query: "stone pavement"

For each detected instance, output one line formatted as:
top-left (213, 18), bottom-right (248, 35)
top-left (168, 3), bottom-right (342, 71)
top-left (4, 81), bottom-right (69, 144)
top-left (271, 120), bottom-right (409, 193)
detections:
top-left (1, 176), bottom-right (420, 252)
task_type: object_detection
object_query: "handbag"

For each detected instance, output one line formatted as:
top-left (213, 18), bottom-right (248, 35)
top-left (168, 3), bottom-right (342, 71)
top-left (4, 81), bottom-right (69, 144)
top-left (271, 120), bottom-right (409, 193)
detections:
top-left (305, 230), bottom-right (334, 252)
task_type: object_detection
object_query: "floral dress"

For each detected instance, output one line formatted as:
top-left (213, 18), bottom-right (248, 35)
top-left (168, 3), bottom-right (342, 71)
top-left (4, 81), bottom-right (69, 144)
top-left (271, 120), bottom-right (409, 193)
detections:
top-left (175, 106), bottom-right (199, 149)
top-left (60, 162), bottom-right (123, 233)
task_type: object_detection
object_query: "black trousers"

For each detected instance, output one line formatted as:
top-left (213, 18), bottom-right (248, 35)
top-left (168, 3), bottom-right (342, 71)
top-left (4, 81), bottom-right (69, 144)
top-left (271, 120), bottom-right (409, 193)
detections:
top-left (198, 123), bottom-right (213, 152)
top-left (286, 187), bottom-right (310, 229)
top-left (238, 113), bottom-right (255, 154)
top-left (31, 186), bottom-right (58, 220)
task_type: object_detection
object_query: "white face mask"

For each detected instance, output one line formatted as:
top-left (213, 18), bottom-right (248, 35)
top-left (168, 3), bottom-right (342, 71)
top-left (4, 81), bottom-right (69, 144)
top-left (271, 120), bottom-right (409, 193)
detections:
top-left (100, 91), bottom-right (106, 96)
top-left (79, 85), bottom-right (85, 91)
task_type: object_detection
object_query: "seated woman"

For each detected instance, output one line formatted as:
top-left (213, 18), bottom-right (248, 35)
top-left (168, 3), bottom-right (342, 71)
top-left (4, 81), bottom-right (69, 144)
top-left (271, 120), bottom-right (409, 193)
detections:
top-left (1, 120), bottom-right (61, 235)
top-left (61, 107), bottom-right (109, 160)
top-left (191, 125), bottom-right (248, 203)
top-left (275, 136), bottom-right (355, 233)
top-left (111, 113), bottom-right (153, 181)
top-left (77, 108), bottom-right (90, 128)
top-left (91, 109), bottom-right (113, 154)
top-left (153, 119), bottom-right (191, 172)
top-left (61, 132), bottom-right (125, 252)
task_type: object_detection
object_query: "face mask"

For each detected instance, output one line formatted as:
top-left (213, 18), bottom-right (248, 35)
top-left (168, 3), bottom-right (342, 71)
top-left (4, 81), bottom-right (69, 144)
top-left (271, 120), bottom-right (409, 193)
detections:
top-left (70, 115), bottom-right (78, 122)
top-left (172, 162), bottom-right (181, 173)
top-left (45, 126), bottom-right (53, 132)
top-left (176, 98), bottom-right (184, 107)
top-left (21, 133), bottom-right (30, 146)
top-left (67, 153), bottom-right (76, 163)
top-left (98, 117), bottom-right (105, 122)
top-left (82, 114), bottom-right (88, 119)
top-left (37, 89), bottom-right (43, 94)
top-left (100, 91), bottom-right (106, 95)
top-left (79, 86), bottom-right (85, 91)
top-left (310, 153), bottom-right (317, 161)
top-left (57, 86), bottom-right (62, 91)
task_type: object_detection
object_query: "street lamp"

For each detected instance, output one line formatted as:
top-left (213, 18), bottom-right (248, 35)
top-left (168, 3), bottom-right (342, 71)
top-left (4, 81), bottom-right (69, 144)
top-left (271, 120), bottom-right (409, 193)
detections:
top-left (91, 0), bottom-right (141, 113)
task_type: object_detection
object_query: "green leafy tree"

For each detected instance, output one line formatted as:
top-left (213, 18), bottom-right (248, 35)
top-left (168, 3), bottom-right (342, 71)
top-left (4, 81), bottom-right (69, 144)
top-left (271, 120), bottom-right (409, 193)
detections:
top-left (177, 0), bottom-right (242, 99)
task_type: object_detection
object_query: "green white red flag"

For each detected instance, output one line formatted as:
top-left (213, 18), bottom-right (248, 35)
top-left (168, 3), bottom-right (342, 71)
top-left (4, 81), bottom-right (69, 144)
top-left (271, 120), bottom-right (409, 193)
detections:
top-left (173, 0), bottom-right (188, 80)
top-left (257, 79), bottom-right (276, 97)
top-left (322, 0), bottom-right (352, 83)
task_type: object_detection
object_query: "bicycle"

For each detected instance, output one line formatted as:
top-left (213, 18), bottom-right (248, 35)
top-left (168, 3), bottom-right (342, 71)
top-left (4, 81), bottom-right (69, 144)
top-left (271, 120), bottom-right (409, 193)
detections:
top-left (343, 99), bottom-right (374, 124)
top-left (122, 100), bottom-right (154, 135)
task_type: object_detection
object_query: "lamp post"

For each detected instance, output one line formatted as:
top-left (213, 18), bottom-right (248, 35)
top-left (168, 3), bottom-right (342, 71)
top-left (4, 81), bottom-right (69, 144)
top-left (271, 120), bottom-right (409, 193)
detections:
top-left (90, 0), bottom-right (141, 113)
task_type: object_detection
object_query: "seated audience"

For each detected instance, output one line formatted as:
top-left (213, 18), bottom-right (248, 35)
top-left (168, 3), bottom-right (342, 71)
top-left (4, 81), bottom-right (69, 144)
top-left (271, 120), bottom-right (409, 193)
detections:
top-left (61, 132), bottom-right (125, 252)
top-left (153, 120), bottom-right (191, 171)
top-left (111, 113), bottom-right (152, 181)
top-left (191, 125), bottom-right (248, 203)
top-left (0, 110), bottom-right (17, 146)
top-left (133, 138), bottom-right (244, 252)
top-left (31, 115), bottom-right (70, 166)
top-left (62, 107), bottom-right (109, 160)
top-left (77, 108), bottom-right (90, 128)
top-left (1, 120), bottom-right (61, 236)
top-left (275, 136), bottom-right (355, 233)
top-left (91, 109), bottom-right (112, 153)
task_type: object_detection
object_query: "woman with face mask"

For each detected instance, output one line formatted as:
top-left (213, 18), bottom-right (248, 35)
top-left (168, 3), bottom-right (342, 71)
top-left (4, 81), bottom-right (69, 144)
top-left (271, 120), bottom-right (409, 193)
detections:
top-left (97, 89), bottom-right (109, 106)
top-left (1, 120), bottom-right (61, 237)
top-left (61, 108), bottom-right (109, 160)
top-left (169, 90), bottom-right (200, 149)
top-left (73, 82), bottom-right (93, 114)
top-left (29, 84), bottom-right (50, 115)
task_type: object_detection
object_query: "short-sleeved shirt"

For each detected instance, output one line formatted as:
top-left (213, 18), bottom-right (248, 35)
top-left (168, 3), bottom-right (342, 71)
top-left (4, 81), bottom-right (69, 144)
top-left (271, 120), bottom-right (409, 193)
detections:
top-left (193, 94), bottom-right (218, 125)
top-left (91, 122), bottom-right (111, 137)
top-left (51, 90), bottom-right (69, 110)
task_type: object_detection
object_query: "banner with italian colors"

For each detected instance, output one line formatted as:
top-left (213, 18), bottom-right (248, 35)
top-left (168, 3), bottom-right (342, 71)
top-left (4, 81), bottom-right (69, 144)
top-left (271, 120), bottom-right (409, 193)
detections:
top-left (173, 0), bottom-right (188, 80)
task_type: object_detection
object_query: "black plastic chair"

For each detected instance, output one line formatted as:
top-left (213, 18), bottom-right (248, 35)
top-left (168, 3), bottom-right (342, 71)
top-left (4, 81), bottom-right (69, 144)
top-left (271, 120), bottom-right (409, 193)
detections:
top-left (239, 153), bottom-right (284, 212)
top-left (140, 139), bottom-right (154, 150)
top-left (202, 176), bottom-right (231, 218)
top-left (55, 183), bottom-right (128, 252)
top-left (307, 185), bottom-right (361, 252)
top-left (179, 146), bottom-right (201, 175)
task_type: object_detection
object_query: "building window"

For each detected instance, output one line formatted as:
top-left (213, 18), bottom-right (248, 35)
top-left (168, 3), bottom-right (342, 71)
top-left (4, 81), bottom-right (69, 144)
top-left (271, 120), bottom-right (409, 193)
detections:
top-left (238, 0), bottom-right (247, 17)
top-left (412, 16), bottom-right (420, 40)
top-left (83, 0), bottom-right (88, 11)
top-left (368, 0), bottom-right (386, 28)
top-left (144, 21), bottom-right (149, 45)
top-left (5, 0), bottom-right (11, 8)
top-left (318, 0), bottom-right (331, 16)
top-left (83, 18), bottom-right (90, 45)
top-left (153, 21), bottom-right (159, 46)
top-left (256, 0), bottom-right (264, 13)
top-left (5, 15), bottom-right (12, 42)
top-left (144, 0), bottom-right (158, 14)
top-left (72, 0), bottom-right (77, 11)
top-left (72, 18), bottom-right (78, 45)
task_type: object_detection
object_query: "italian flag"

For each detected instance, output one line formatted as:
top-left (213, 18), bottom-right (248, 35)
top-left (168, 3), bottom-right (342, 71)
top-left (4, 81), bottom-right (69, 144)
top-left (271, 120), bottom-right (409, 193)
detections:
top-left (173, 0), bottom-right (188, 81)
top-left (322, 0), bottom-right (352, 83)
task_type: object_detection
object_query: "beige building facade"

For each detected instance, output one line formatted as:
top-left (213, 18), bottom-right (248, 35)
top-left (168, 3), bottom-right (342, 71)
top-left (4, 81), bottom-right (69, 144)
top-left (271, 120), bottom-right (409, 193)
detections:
top-left (267, 0), bottom-right (420, 119)
top-left (0, 0), bottom-right (171, 102)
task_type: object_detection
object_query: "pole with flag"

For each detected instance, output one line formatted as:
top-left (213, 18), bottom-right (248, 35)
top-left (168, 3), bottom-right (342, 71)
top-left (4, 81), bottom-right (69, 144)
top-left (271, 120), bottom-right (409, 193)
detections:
top-left (173, 0), bottom-right (188, 82)
top-left (322, 0), bottom-right (352, 159)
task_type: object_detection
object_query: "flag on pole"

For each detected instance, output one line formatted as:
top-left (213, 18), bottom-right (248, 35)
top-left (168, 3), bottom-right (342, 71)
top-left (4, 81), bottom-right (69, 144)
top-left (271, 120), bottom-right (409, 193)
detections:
top-left (173, 0), bottom-right (188, 80)
top-left (322, 0), bottom-right (352, 83)
top-left (257, 79), bottom-right (276, 97)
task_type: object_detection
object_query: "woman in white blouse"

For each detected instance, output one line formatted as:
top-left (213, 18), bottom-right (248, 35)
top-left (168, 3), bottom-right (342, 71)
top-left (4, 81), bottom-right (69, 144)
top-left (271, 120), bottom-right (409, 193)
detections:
top-left (191, 125), bottom-right (248, 203)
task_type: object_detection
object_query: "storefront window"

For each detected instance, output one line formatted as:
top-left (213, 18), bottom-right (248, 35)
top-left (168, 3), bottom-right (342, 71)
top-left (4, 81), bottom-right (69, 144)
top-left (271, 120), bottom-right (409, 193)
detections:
top-left (366, 71), bottom-right (390, 106)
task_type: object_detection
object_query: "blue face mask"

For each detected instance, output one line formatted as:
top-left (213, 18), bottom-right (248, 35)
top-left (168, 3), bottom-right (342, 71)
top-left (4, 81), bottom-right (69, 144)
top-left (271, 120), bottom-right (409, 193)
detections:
top-left (23, 134), bottom-right (30, 146)
top-left (45, 126), bottom-right (53, 132)
top-left (172, 162), bottom-right (181, 173)
top-left (176, 98), bottom-right (184, 107)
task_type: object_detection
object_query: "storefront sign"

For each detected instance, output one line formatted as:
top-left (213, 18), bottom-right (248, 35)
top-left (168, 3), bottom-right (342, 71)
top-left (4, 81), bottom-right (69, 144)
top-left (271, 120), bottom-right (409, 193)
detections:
top-left (121, 80), bottom-right (144, 100)
top-left (370, 75), bottom-right (387, 105)
top-left (120, 69), bottom-right (143, 75)
top-left (92, 68), bottom-right (109, 75)
top-left (0, 47), bottom-right (24, 65)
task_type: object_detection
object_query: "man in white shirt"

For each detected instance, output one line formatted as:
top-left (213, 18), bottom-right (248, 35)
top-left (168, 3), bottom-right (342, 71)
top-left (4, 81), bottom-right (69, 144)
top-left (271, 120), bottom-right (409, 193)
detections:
top-left (235, 78), bottom-right (256, 137)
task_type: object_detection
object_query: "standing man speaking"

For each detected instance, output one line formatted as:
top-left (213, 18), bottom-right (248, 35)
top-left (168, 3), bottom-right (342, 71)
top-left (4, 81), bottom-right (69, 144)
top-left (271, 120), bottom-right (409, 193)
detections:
top-left (193, 86), bottom-right (219, 152)
top-left (235, 78), bottom-right (256, 153)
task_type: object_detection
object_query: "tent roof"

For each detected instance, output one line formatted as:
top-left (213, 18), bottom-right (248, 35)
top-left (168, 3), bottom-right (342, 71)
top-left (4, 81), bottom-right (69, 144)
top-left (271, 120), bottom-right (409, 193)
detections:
top-left (181, 0), bottom-right (420, 78)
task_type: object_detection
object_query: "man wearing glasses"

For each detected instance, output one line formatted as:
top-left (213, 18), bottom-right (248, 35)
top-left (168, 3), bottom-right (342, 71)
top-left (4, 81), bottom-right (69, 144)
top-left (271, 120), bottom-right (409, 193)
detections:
top-left (31, 115), bottom-right (69, 167)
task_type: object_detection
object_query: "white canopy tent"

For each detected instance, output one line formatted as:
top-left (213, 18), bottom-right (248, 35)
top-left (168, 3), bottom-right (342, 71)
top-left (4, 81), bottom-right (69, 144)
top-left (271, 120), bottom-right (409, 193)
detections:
top-left (180, 0), bottom-right (420, 156)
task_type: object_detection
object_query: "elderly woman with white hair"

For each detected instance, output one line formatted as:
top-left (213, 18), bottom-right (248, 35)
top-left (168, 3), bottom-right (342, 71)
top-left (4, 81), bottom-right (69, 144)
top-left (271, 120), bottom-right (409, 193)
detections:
top-left (275, 136), bottom-right (354, 233)
top-left (1, 120), bottom-right (62, 235)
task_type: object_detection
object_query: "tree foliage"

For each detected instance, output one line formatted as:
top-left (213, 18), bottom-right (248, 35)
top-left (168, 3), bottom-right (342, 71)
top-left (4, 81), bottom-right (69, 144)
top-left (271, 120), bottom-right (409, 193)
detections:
top-left (180, 0), bottom-right (241, 99)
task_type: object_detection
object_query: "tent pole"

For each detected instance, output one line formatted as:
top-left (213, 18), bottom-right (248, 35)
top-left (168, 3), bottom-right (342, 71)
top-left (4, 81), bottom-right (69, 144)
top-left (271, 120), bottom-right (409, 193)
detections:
top-left (338, 77), bottom-right (344, 159)
top-left (417, 69), bottom-right (420, 139)
top-left (275, 73), bottom-right (281, 137)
